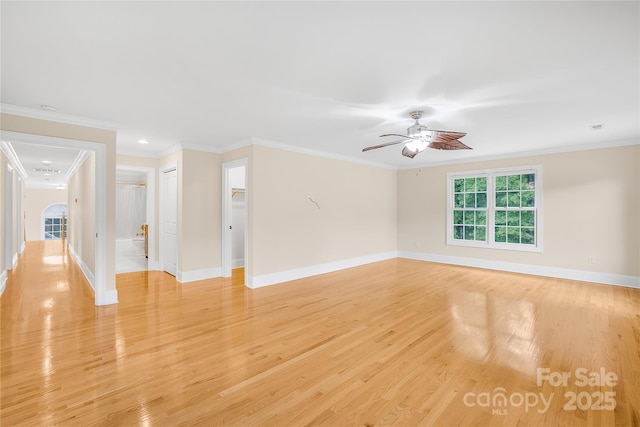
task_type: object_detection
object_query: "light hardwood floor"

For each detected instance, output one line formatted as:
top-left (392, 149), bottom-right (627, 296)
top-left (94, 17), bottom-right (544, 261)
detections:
top-left (1, 240), bottom-right (639, 426)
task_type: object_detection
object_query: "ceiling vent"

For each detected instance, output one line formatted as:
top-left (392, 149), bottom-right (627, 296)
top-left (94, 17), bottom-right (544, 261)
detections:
top-left (34, 168), bottom-right (62, 173)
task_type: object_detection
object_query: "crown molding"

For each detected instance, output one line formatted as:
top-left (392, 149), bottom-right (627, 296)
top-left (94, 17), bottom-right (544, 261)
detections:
top-left (156, 144), bottom-right (184, 159)
top-left (397, 137), bottom-right (640, 170)
top-left (116, 147), bottom-right (165, 159)
top-left (64, 150), bottom-right (91, 182)
top-left (117, 143), bottom-right (183, 159)
top-left (0, 140), bottom-right (29, 179)
top-left (0, 103), bottom-right (118, 131)
top-left (180, 142), bottom-right (225, 154)
top-left (223, 138), bottom-right (254, 152)
top-left (250, 137), bottom-right (397, 170)
top-left (116, 137), bottom-right (397, 169)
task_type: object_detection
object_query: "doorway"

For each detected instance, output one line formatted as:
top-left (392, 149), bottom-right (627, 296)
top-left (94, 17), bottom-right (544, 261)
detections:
top-left (115, 166), bottom-right (155, 273)
top-left (0, 130), bottom-right (110, 305)
top-left (222, 159), bottom-right (249, 286)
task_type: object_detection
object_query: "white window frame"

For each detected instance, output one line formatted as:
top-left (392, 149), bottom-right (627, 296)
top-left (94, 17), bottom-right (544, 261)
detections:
top-left (41, 203), bottom-right (68, 240)
top-left (447, 165), bottom-right (543, 252)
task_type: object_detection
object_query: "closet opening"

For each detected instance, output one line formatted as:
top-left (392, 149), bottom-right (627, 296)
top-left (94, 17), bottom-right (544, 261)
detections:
top-left (222, 159), bottom-right (249, 286)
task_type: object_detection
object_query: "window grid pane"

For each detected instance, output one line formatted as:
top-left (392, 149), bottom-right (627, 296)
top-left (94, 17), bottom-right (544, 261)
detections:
top-left (449, 169), bottom-right (539, 250)
top-left (452, 176), bottom-right (488, 243)
top-left (493, 173), bottom-right (536, 246)
top-left (44, 215), bottom-right (65, 240)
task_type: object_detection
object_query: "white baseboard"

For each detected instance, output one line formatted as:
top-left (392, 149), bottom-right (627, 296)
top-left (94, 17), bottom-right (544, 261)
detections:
top-left (0, 270), bottom-right (6, 297)
top-left (177, 267), bottom-right (222, 283)
top-left (67, 243), bottom-right (95, 291)
top-left (232, 259), bottom-right (244, 269)
top-left (69, 244), bottom-right (119, 305)
top-left (148, 260), bottom-right (160, 271)
top-left (398, 251), bottom-right (640, 289)
top-left (19, 241), bottom-right (25, 254)
top-left (248, 251), bottom-right (398, 289)
top-left (12, 252), bottom-right (18, 269)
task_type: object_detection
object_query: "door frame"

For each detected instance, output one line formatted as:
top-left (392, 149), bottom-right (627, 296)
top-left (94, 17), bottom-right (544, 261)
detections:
top-left (115, 164), bottom-right (157, 269)
top-left (222, 158), bottom-right (249, 285)
top-left (0, 130), bottom-right (109, 305)
top-left (159, 162), bottom-right (178, 275)
top-left (16, 176), bottom-right (24, 254)
top-left (4, 163), bottom-right (14, 270)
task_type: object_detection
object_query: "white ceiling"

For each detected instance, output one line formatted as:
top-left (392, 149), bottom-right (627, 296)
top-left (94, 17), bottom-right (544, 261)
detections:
top-left (1, 1), bottom-right (638, 169)
top-left (9, 141), bottom-right (80, 189)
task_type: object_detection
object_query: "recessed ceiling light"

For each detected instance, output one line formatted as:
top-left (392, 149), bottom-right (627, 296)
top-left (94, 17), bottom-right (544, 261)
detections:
top-left (41, 105), bottom-right (57, 112)
top-left (42, 160), bottom-right (52, 165)
top-left (590, 124), bottom-right (604, 130)
top-left (43, 173), bottom-right (50, 176)
top-left (137, 139), bottom-right (150, 144)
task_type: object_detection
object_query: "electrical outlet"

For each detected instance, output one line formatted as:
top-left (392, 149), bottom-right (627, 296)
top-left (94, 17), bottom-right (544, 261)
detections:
top-left (588, 256), bottom-right (596, 264)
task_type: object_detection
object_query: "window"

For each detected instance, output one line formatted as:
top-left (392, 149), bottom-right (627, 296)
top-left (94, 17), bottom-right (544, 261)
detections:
top-left (452, 176), bottom-right (487, 242)
top-left (42, 204), bottom-right (68, 240)
top-left (447, 166), bottom-right (542, 252)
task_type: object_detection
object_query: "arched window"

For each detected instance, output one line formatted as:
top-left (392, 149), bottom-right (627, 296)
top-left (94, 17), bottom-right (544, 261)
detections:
top-left (42, 203), bottom-right (68, 240)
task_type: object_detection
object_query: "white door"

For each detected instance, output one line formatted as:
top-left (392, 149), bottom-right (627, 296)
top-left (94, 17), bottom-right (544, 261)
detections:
top-left (162, 168), bottom-right (177, 276)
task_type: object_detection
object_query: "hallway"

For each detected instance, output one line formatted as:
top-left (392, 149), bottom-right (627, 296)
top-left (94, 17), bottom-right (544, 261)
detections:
top-left (0, 240), bottom-right (244, 425)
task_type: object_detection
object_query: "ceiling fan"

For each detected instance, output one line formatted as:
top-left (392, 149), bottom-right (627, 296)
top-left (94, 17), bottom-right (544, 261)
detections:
top-left (362, 110), bottom-right (471, 158)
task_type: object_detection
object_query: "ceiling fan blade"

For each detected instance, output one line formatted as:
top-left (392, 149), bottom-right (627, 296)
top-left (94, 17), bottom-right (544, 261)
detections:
top-left (428, 139), bottom-right (472, 150)
top-left (380, 133), bottom-right (412, 139)
top-left (401, 146), bottom-right (419, 158)
top-left (430, 130), bottom-right (467, 142)
top-left (362, 139), bottom-right (408, 152)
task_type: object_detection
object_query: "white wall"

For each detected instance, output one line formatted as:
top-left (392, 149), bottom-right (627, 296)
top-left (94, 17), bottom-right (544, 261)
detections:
top-left (179, 149), bottom-right (222, 277)
top-left (68, 152), bottom-right (96, 275)
top-left (251, 145), bottom-right (398, 282)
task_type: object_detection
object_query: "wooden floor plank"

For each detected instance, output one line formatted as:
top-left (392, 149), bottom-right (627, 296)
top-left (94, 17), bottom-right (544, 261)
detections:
top-left (1, 240), bottom-right (639, 426)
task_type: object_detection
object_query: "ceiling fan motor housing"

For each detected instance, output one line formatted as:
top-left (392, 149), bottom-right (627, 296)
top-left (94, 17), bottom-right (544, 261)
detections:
top-left (408, 123), bottom-right (431, 139)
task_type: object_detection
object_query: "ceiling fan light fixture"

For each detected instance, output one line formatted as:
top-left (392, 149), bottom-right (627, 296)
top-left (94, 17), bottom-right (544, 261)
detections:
top-left (405, 140), bottom-right (427, 153)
